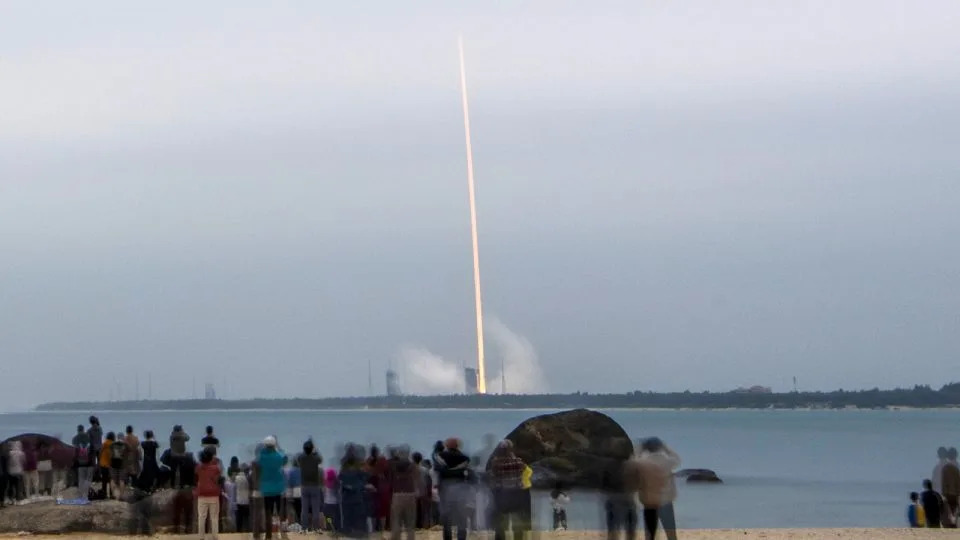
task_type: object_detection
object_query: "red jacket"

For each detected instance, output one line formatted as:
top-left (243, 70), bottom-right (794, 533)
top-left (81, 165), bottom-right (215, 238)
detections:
top-left (195, 462), bottom-right (222, 498)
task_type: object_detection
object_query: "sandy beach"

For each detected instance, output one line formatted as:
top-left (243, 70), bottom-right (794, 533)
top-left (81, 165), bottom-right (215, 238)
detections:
top-left (0, 531), bottom-right (953, 540)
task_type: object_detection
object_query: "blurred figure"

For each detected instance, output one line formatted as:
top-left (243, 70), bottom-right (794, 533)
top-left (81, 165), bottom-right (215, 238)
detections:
top-left (286, 455), bottom-right (302, 525)
top-left (169, 424), bottom-right (190, 485)
top-left (489, 439), bottom-right (528, 540)
top-left (139, 430), bottom-right (159, 492)
top-left (908, 491), bottom-right (926, 527)
top-left (437, 438), bottom-right (472, 540)
top-left (172, 452), bottom-right (197, 534)
top-left (412, 452), bottom-right (433, 529)
top-left (634, 437), bottom-right (680, 540)
top-left (202, 426), bottom-right (220, 456)
top-left (235, 464), bottom-right (251, 532)
top-left (87, 416), bottom-right (103, 458)
top-left (933, 447), bottom-right (949, 494)
top-left (123, 425), bottom-right (142, 489)
top-left (72, 425), bottom-right (93, 499)
top-left (251, 455), bottom-right (266, 540)
top-left (99, 432), bottom-right (115, 499)
top-left (299, 439), bottom-right (324, 532)
top-left (7, 441), bottom-right (25, 502)
top-left (921, 479), bottom-right (943, 528)
top-left (37, 440), bottom-right (53, 496)
top-left (389, 445), bottom-right (421, 540)
top-left (339, 443), bottom-right (372, 538)
top-left (942, 448), bottom-right (960, 527)
top-left (602, 438), bottom-right (637, 540)
top-left (109, 430), bottom-right (127, 500)
top-left (197, 447), bottom-right (222, 540)
top-left (228, 456), bottom-right (241, 479)
top-left (324, 466), bottom-right (342, 532)
top-left (257, 436), bottom-right (286, 539)
top-left (366, 444), bottom-right (391, 534)
top-left (551, 482), bottom-right (570, 531)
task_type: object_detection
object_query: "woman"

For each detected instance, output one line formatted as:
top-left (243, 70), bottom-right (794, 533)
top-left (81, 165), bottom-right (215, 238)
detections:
top-left (109, 431), bottom-right (128, 500)
top-left (324, 467), bottom-right (341, 532)
top-left (339, 444), bottom-right (372, 538)
top-left (196, 448), bottom-right (222, 540)
top-left (635, 437), bottom-right (681, 540)
top-left (139, 430), bottom-right (160, 492)
top-left (365, 445), bottom-right (391, 533)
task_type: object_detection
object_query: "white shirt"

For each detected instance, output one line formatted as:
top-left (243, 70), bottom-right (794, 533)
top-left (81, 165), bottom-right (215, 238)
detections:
top-left (235, 475), bottom-right (250, 505)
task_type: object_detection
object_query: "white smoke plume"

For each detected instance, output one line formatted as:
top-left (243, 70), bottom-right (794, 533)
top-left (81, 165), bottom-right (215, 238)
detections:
top-left (398, 316), bottom-right (546, 395)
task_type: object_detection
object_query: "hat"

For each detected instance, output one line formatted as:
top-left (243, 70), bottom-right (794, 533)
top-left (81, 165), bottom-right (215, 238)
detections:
top-left (264, 436), bottom-right (277, 447)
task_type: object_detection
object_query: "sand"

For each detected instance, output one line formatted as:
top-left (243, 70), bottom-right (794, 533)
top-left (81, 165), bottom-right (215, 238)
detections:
top-left (0, 530), bottom-right (954, 540)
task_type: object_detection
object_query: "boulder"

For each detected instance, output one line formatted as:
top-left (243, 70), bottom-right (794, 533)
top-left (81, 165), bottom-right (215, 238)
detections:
top-left (0, 500), bottom-right (130, 534)
top-left (1, 433), bottom-right (75, 470)
top-left (676, 468), bottom-right (723, 484)
top-left (488, 408), bottom-right (632, 489)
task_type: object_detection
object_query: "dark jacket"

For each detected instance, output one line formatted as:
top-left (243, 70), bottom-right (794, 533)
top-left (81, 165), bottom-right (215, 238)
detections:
top-left (170, 430), bottom-right (190, 457)
top-left (436, 450), bottom-right (471, 484)
top-left (389, 459), bottom-right (421, 494)
top-left (922, 489), bottom-right (943, 527)
top-left (298, 452), bottom-right (323, 487)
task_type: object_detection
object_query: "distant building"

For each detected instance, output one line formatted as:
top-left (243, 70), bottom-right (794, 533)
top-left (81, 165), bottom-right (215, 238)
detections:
top-left (464, 368), bottom-right (479, 394)
top-left (386, 369), bottom-right (401, 397)
top-left (204, 383), bottom-right (217, 400)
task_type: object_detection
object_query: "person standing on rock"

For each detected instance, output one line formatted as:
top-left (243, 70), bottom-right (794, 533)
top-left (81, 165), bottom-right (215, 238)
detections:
top-left (87, 416), bottom-right (103, 457)
top-left (488, 440), bottom-right (529, 540)
top-left (123, 425), bottom-right (142, 490)
top-left (633, 437), bottom-right (681, 540)
top-left (170, 424), bottom-right (190, 484)
top-left (72, 425), bottom-right (93, 499)
top-left (202, 426), bottom-right (220, 456)
top-left (7, 441), bottom-right (25, 502)
top-left (139, 430), bottom-right (160, 492)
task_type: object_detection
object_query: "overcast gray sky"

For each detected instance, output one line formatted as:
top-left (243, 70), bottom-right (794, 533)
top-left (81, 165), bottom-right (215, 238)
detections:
top-left (2, 1), bottom-right (959, 411)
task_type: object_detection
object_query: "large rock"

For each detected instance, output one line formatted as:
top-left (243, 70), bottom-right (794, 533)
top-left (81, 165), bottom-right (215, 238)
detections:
top-left (676, 468), bottom-right (723, 484)
top-left (1, 433), bottom-right (75, 470)
top-left (0, 500), bottom-right (131, 534)
top-left (488, 408), bottom-right (632, 489)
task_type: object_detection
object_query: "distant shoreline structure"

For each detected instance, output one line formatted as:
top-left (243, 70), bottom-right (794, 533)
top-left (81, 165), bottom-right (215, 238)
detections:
top-left (33, 383), bottom-right (960, 412)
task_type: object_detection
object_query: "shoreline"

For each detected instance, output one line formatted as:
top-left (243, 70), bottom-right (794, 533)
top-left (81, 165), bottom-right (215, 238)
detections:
top-left (17, 406), bottom-right (960, 414)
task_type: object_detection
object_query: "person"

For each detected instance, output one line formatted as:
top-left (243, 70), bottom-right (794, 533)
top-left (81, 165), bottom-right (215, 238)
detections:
top-left (922, 479), bottom-right (943, 528)
top-left (88, 416), bottom-right (103, 458)
top-left (7, 441), bottom-right (25, 502)
top-left (170, 424), bottom-right (190, 484)
top-left (228, 456), bottom-right (241, 480)
top-left (324, 466), bottom-right (342, 532)
top-left (413, 452), bottom-right (433, 529)
top-left (389, 445), bottom-right (421, 540)
top-left (195, 447), bottom-right (222, 539)
top-left (36, 440), bottom-right (53, 496)
top-left (109, 430), bottom-right (127, 500)
top-left (285, 455), bottom-right (302, 525)
top-left (551, 482), bottom-right (570, 531)
top-left (934, 447), bottom-right (949, 494)
top-left (257, 436), bottom-right (286, 539)
top-left (299, 440), bottom-right (324, 532)
top-left (436, 438), bottom-right (472, 540)
top-left (139, 430), bottom-right (159, 492)
top-left (235, 464), bottom-right (251, 533)
top-left (366, 444), bottom-right (391, 533)
top-left (99, 433), bottom-right (115, 499)
top-left (488, 440), bottom-right (528, 540)
top-left (123, 426), bottom-right (142, 489)
top-left (908, 491), bottom-right (927, 527)
top-left (942, 448), bottom-right (960, 527)
top-left (339, 443), bottom-right (372, 538)
top-left (172, 452), bottom-right (197, 534)
top-left (250, 457), bottom-right (266, 540)
top-left (23, 442), bottom-right (38, 499)
top-left (202, 426), bottom-right (220, 456)
top-left (72, 425), bottom-right (93, 499)
top-left (634, 437), bottom-right (681, 540)
top-left (602, 438), bottom-right (637, 540)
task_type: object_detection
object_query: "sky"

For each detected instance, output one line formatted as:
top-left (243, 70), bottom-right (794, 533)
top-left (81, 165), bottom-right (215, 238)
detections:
top-left (1, 1), bottom-right (959, 411)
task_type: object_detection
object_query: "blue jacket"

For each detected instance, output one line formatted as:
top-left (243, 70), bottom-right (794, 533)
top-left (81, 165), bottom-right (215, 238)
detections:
top-left (258, 448), bottom-right (286, 496)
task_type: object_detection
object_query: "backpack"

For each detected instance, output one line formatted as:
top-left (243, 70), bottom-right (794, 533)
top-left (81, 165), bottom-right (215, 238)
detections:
top-left (111, 441), bottom-right (126, 462)
top-left (77, 446), bottom-right (90, 465)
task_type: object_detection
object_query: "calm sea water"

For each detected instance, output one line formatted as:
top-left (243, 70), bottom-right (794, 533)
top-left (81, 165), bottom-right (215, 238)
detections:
top-left (0, 408), bottom-right (952, 529)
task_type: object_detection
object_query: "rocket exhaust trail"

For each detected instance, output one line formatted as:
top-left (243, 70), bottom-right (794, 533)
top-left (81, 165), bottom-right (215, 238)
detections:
top-left (458, 37), bottom-right (487, 394)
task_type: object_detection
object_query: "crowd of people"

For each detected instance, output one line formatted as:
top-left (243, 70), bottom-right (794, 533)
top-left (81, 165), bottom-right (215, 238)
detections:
top-left (908, 446), bottom-right (960, 528)
top-left (0, 415), bottom-right (687, 540)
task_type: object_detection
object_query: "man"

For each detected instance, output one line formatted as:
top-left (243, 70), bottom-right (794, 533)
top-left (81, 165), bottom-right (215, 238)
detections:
top-left (123, 426), bottom-right (142, 488)
top-left (172, 452), bottom-right (197, 534)
top-left (436, 438), bottom-right (472, 540)
top-left (633, 437), bottom-right (681, 540)
top-left (921, 479), bottom-right (943, 528)
top-left (298, 440), bottom-right (323, 532)
top-left (389, 445), bottom-right (421, 540)
top-left (169, 425), bottom-right (190, 486)
top-left (488, 440), bottom-right (528, 540)
top-left (942, 448), bottom-right (960, 527)
top-left (413, 452), bottom-right (433, 529)
top-left (87, 417), bottom-right (103, 458)
top-left (71, 425), bottom-right (93, 500)
top-left (202, 426), bottom-right (220, 456)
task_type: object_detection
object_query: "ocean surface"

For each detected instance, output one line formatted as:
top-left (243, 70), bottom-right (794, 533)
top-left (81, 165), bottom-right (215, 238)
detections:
top-left (0, 408), bottom-right (953, 529)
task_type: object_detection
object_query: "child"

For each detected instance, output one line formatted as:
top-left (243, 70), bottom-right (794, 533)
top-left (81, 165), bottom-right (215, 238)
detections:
top-left (551, 482), bottom-right (570, 531)
top-left (908, 491), bottom-right (926, 528)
